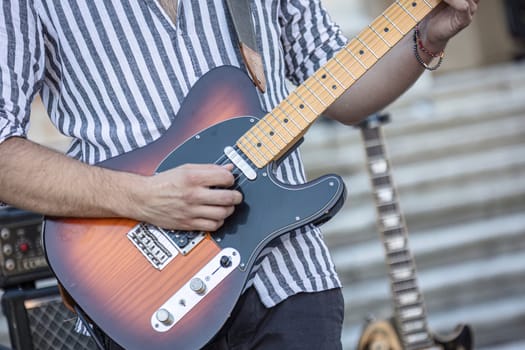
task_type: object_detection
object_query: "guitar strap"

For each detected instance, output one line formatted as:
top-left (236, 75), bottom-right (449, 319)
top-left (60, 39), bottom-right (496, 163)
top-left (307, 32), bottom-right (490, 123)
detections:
top-left (225, 0), bottom-right (267, 92)
top-left (156, 0), bottom-right (266, 92)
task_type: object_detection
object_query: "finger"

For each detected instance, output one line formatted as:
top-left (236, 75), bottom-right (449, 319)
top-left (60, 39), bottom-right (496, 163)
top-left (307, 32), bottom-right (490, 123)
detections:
top-left (181, 163), bottom-right (237, 188)
top-left (177, 218), bottom-right (226, 232)
top-left (191, 204), bottom-right (236, 222)
top-left (193, 187), bottom-right (243, 206)
top-left (443, 0), bottom-right (469, 12)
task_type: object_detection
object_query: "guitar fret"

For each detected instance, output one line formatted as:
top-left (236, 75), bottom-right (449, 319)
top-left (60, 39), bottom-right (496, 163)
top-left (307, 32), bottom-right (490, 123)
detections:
top-left (244, 131), bottom-right (272, 162)
top-left (302, 82), bottom-right (329, 109)
top-left (383, 13), bottom-right (406, 35)
top-left (274, 105), bottom-right (303, 133)
top-left (254, 123), bottom-right (281, 152)
top-left (268, 111), bottom-right (295, 138)
top-left (368, 24), bottom-right (393, 49)
top-left (387, 249), bottom-right (411, 264)
top-left (311, 74), bottom-right (337, 99)
top-left (378, 202), bottom-right (398, 215)
top-left (373, 176), bottom-right (392, 187)
top-left (392, 279), bottom-right (417, 293)
top-left (400, 319), bottom-right (426, 333)
top-left (356, 36), bottom-right (379, 60)
top-left (404, 332), bottom-right (432, 345)
top-left (391, 266), bottom-right (414, 281)
top-left (422, 0), bottom-right (434, 8)
top-left (288, 90), bottom-right (319, 118)
top-left (320, 67), bottom-right (347, 90)
top-left (332, 55), bottom-right (358, 81)
top-left (373, 16), bottom-right (403, 46)
top-left (237, 138), bottom-right (266, 167)
top-left (366, 144), bottom-right (384, 158)
top-left (383, 227), bottom-right (405, 237)
top-left (399, 305), bottom-right (424, 319)
top-left (260, 117), bottom-right (288, 146)
top-left (396, 290), bottom-right (420, 305)
top-left (369, 158), bottom-right (389, 176)
top-left (396, 1), bottom-right (418, 23)
top-left (401, 0), bottom-right (437, 21)
top-left (343, 45), bottom-right (369, 70)
top-left (376, 187), bottom-right (395, 204)
top-left (385, 234), bottom-right (405, 251)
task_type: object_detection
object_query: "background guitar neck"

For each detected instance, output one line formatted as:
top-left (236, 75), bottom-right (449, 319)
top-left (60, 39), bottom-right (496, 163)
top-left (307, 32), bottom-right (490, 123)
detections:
top-left (358, 114), bottom-right (435, 350)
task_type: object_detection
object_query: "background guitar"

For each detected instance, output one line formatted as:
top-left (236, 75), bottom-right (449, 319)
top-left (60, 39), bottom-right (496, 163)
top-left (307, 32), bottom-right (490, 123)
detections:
top-left (355, 114), bottom-right (473, 350)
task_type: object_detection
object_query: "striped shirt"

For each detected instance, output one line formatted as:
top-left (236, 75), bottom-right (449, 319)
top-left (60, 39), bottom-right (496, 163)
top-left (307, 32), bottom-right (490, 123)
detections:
top-left (0, 0), bottom-right (347, 308)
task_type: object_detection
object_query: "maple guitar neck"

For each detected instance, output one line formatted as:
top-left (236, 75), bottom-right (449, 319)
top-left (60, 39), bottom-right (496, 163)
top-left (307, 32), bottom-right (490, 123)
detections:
top-left (360, 114), bottom-right (435, 349)
top-left (236, 0), bottom-right (442, 168)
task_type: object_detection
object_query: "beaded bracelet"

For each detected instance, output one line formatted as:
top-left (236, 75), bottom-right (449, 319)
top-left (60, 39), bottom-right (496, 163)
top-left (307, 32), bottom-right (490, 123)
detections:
top-left (413, 24), bottom-right (445, 71)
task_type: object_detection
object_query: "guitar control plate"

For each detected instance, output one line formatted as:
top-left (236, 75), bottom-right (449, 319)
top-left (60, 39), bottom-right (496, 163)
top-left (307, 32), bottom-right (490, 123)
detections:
top-left (151, 247), bottom-right (240, 332)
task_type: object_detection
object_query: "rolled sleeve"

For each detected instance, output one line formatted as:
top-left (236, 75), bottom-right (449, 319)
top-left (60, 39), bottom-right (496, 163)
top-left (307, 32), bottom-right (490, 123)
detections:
top-left (279, 0), bottom-right (348, 85)
top-left (0, 0), bottom-right (45, 145)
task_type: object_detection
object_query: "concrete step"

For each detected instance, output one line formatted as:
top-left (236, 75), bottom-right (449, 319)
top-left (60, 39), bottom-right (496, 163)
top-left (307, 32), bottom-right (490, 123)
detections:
top-left (322, 154), bottom-right (525, 246)
top-left (333, 211), bottom-right (525, 283)
top-left (303, 102), bottom-right (525, 179)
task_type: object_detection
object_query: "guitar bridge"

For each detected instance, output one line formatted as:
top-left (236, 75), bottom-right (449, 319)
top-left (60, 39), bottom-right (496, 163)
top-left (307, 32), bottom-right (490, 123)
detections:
top-left (127, 223), bottom-right (206, 270)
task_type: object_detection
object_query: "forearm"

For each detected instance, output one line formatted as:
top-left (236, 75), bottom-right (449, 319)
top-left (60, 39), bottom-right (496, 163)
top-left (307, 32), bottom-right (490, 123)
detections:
top-left (325, 0), bottom-right (477, 125)
top-left (325, 32), bottom-right (429, 125)
top-left (0, 137), bottom-right (143, 219)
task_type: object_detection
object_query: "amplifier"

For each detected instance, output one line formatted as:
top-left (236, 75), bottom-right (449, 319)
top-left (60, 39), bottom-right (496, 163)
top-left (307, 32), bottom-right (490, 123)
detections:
top-left (0, 208), bottom-right (53, 288)
top-left (1, 285), bottom-right (97, 350)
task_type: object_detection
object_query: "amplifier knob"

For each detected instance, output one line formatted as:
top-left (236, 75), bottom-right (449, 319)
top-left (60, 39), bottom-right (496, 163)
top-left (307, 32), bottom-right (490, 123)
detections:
top-left (4, 259), bottom-right (15, 271)
top-left (2, 244), bottom-right (13, 256)
top-left (0, 228), bottom-right (10, 240)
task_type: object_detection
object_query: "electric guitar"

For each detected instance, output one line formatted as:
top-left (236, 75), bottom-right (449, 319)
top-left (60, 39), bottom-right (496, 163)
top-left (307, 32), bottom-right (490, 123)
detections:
top-left (43, 1), bottom-right (443, 349)
top-left (356, 114), bottom-right (473, 350)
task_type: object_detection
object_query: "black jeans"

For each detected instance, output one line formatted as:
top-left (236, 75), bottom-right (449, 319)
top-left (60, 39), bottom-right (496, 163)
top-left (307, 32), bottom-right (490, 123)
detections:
top-left (94, 287), bottom-right (344, 350)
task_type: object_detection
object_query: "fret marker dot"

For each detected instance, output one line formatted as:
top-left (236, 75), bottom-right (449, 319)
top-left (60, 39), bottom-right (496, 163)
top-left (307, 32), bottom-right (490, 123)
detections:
top-left (269, 131), bottom-right (275, 136)
top-left (283, 118), bottom-right (289, 123)
top-left (412, 2), bottom-right (417, 7)
top-left (299, 104), bottom-right (304, 109)
top-left (359, 49), bottom-right (364, 55)
top-left (384, 27), bottom-right (389, 32)
top-left (332, 85), bottom-right (337, 90)
top-left (257, 143), bottom-right (262, 147)
top-left (321, 74), bottom-right (327, 79)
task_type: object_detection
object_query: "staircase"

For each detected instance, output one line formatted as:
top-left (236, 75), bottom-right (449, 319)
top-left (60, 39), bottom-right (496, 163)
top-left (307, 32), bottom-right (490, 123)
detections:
top-left (301, 61), bottom-right (525, 350)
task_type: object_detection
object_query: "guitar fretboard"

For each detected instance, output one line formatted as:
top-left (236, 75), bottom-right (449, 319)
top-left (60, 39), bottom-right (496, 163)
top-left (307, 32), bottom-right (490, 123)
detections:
top-left (360, 117), bottom-right (435, 350)
top-left (237, 0), bottom-right (441, 168)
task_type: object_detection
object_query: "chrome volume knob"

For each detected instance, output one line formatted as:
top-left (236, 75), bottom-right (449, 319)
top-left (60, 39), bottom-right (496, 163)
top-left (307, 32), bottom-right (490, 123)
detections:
top-left (189, 277), bottom-right (207, 295)
top-left (155, 308), bottom-right (174, 326)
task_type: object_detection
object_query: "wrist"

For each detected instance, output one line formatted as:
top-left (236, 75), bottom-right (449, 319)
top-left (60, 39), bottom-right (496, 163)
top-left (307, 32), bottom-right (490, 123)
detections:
top-left (413, 23), bottom-right (445, 71)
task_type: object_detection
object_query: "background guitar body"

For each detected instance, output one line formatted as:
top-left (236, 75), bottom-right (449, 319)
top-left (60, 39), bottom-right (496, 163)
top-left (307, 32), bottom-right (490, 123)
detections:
top-left (358, 318), bottom-right (473, 350)
top-left (43, 66), bottom-right (346, 350)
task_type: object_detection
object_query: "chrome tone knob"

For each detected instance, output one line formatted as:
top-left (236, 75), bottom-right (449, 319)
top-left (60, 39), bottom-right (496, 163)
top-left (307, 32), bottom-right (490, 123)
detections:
top-left (189, 278), bottom-right (207, 295)
top-left (155, 308), bottom-right (174, 326)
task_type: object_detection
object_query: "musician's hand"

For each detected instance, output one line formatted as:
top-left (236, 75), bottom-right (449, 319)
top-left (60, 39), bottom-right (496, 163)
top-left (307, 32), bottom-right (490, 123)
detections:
top-left (419, 0), bottom-right (479, 54)
top-left (134, 163), bottom-right (243, 231)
